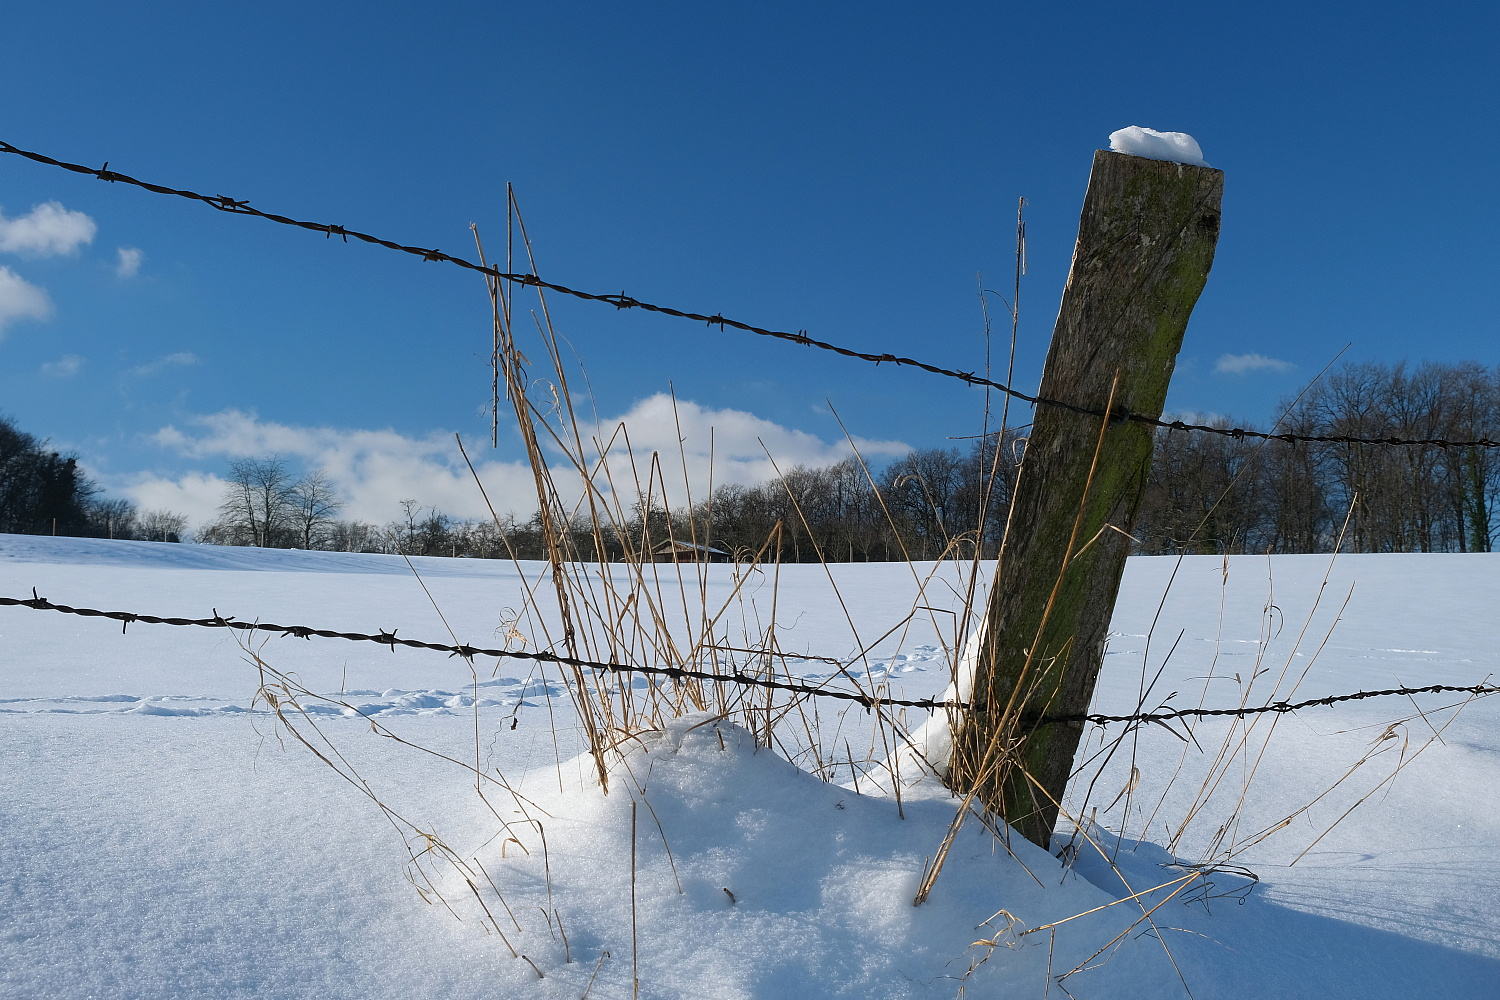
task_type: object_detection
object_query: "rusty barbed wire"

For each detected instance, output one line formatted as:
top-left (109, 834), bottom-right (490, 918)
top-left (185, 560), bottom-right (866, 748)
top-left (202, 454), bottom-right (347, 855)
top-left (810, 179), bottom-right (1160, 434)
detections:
top-left (4, 592), bottom-right (1494, 723)
top-left (5, 137), bottom-right (1500, 452)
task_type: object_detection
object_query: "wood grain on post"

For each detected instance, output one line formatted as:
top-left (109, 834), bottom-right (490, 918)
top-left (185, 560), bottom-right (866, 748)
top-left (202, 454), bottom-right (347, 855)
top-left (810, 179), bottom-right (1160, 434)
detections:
top-left (947, 150), bottom-right (1224, 850)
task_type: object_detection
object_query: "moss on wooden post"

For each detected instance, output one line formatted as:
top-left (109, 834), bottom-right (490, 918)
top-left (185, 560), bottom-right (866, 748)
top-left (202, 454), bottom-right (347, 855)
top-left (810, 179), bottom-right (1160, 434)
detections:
top-left (947, 150), bottom-right (1224, 850)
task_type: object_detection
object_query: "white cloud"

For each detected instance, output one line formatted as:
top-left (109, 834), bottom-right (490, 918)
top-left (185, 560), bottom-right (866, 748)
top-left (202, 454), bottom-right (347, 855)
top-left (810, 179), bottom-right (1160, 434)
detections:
top-left (147, 409), bottom-right (540, 526)
top-left (141, 397), bottom-right (910, 528)
top-left (115, 246), bottom-right (144, 278)
top-left (118, 471), bottom-right (229, 530)
top-left (0, 266), bottom-right (52, 337)
top-left (128, 351), bottom-right (199, 376)
top-left (41, 353), bottom-right (85, 376)
top-left (1213, 353), bottom-right (1295, 375)
top-left (589, 394), bottom-right (909, 507)
top-left (0, 201), bottom-right (97, 257)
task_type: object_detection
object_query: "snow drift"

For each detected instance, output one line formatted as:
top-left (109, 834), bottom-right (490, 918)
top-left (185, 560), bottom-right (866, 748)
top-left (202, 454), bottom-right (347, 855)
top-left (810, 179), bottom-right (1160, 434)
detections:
top-left (4, 537), bottom-right (1500, 998)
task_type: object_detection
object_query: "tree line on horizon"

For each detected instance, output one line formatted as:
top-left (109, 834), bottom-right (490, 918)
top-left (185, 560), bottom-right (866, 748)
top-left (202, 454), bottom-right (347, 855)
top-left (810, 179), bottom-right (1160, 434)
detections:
top-left (5, 360), bottom-right (1498, 559)
top-left (190, 360), bottom-right (1500, 560)
top-left (1135, 360), bottom-right (1498, 555)
top-left (189, 438), bottom-right (1022, 563)
top-left (0, 415), bottom-right (188, 542)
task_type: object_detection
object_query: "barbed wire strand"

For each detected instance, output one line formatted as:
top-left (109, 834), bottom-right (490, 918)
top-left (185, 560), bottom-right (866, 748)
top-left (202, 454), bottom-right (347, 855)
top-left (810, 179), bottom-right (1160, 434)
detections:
top-left (4, 593), bottom-right (1494, 724)
top-left (4, 137), bottom-right (1498, 452)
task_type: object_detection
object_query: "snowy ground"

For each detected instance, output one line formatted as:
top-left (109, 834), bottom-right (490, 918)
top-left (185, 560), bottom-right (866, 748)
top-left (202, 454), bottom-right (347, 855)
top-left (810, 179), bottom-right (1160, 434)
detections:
top-left (2, 535), bottom-right (1498, 998)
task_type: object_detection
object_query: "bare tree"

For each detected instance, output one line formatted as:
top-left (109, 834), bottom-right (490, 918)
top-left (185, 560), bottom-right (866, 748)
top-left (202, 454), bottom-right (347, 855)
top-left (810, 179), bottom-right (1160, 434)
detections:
top-left (137, 508), bottom-right (189, 542)
top-left (288, 470), bottom-right (343, 549)
top-left (324, 519), bottom-right (383, 552)
top-left (217, 457), bottom-right (298, 547)
top-left (88, 497), bottom-right (139, 540)
top-left (388, 498), bottom-right (423, 554)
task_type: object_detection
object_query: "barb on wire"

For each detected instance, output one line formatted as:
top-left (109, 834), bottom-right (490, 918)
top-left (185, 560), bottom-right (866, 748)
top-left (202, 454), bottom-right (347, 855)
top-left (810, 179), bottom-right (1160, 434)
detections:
top-left (5, 137), bottom-right (1498, 452)
top-left (3, 593), bottom-right (1495, 723)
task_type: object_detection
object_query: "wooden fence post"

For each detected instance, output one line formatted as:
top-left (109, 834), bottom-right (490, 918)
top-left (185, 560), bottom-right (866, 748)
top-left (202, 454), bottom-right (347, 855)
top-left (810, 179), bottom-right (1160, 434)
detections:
top-left (947, 150), bottom-right (1224, 850)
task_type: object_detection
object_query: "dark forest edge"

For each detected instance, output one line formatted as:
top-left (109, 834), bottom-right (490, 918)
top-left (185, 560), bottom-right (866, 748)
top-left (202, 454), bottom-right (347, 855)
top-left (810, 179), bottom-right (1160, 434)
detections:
top-left (0, 414), bottom-right (187, 542)
top-left (5, 360), bottom-right (1497, 560)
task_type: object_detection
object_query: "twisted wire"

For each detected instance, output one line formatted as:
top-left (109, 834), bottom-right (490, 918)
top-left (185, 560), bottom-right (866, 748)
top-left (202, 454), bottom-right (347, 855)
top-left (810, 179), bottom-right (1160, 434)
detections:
top-left (4, 593), bottom-right (1493, 723)
top-left (5, 138), bottom-right (1498, 451)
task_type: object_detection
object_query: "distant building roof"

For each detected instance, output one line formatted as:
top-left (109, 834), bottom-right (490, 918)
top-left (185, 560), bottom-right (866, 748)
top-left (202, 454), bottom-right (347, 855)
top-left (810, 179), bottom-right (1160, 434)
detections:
top-left (651, 539), bottom-right (729, 556)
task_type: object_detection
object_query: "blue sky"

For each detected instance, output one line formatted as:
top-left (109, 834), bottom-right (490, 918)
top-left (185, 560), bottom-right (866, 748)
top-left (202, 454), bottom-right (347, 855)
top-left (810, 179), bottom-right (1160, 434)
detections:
top-left (1, 1), bottom-right (1496, 527)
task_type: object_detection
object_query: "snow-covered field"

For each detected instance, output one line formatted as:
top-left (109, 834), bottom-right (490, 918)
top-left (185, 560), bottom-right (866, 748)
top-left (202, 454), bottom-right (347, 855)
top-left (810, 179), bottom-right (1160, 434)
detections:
top-left (2, 535), bottom-right (1497, 998)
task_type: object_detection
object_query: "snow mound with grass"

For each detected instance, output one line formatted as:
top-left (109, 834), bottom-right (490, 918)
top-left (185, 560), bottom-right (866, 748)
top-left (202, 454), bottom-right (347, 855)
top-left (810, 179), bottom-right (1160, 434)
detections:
top-left (7, 539), bottom-right (1500, 997)
top-left (1108, 126), bottom-right (1209, 167)
top-left (462, 713), bottom-right (1148, 998)
top-left (447, 712), bottom-right (1500, 998)
top-left (869, 629), bottom-right (982, 791)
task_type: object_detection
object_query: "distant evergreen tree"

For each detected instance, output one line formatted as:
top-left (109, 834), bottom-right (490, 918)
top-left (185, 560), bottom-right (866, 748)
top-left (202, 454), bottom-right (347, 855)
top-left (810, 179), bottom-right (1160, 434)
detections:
top-left (0, 415), bottom-right (188, 541)
top-left (0, 414), bottom-right (99, 535)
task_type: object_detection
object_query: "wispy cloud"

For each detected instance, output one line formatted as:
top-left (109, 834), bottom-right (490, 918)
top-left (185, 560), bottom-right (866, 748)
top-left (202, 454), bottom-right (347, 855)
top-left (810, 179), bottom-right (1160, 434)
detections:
top-left (1213, 353), bottom-right (1295, 375)
top-left (0, 266), bottom-right (52, 338)
top-left (0, 201), bottom-right (97, 257)
top-left (41, 354), bottom-right (85, 376)
top-left (115, 246), bottom-right (144, 278)
top-left (127, 352), bottom-right (199, 377)
top-left (141, 397), bottom-right (910, 527)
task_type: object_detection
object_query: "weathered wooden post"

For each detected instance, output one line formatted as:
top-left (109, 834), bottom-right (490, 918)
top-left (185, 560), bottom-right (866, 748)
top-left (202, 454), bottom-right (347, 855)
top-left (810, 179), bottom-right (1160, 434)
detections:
top-left (946, 149), bottom-right (1223, 850)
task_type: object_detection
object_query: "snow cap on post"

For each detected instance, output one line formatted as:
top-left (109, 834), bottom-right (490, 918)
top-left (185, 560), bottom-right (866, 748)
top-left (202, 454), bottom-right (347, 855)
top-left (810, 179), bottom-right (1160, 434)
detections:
top-left (1108, 126), bottom-right (1209, 167)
